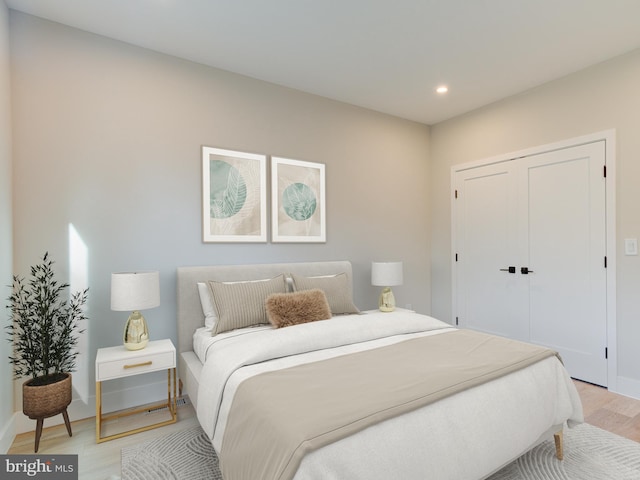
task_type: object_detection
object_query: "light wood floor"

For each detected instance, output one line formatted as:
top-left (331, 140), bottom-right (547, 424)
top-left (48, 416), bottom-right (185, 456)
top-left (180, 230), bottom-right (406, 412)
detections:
top-left (574, 380), bottom-right (640, 442)
top-left (8, 381), bottom-right (640, 479)
top-left (8, 398), bottom-right (199, 480)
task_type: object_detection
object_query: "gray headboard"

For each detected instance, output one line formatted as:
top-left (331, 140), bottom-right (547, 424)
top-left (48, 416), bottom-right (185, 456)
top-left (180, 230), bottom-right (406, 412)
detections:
top-left (176, 260), bottom-right (354, 356)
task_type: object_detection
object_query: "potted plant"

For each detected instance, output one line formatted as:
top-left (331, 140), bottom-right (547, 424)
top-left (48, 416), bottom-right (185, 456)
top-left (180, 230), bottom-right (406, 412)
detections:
top-left (6, 252), bottom-right (88, 452)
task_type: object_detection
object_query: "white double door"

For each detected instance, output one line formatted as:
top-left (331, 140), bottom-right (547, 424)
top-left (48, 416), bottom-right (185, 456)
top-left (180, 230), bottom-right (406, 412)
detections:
top-left (454, 141), bottom-right (607, 386)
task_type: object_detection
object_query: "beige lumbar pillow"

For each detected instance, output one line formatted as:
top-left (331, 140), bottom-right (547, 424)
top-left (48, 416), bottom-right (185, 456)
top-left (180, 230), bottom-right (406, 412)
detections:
top-left (266, 289), bottom-right (332, 328)
top-left (290, 272), bottom-right (360, 315)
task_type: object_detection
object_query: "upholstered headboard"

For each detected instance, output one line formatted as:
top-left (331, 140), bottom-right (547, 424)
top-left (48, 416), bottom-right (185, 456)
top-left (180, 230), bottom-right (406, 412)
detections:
top-left (176, 260), bottom-right (354, 357)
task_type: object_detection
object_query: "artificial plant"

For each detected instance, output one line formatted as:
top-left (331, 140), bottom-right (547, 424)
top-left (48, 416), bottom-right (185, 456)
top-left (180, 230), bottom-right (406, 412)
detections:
top-left (6, 252), bottom-right (88, 386)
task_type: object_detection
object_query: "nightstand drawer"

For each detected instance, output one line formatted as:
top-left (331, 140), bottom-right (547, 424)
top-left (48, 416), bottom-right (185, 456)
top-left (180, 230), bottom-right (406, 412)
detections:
top-left (97, 350), bottom-right (174, 381)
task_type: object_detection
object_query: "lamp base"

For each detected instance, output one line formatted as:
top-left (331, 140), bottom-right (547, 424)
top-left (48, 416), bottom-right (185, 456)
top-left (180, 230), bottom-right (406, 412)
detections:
top-left (123, 310), bottom-right (149, 350)
top-left (378, 287), bottom-right (396, 312)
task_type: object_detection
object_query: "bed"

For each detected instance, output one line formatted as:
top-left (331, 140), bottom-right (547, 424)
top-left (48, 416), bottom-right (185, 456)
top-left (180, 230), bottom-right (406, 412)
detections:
top-left (177, 260), bottom-right (583, 480)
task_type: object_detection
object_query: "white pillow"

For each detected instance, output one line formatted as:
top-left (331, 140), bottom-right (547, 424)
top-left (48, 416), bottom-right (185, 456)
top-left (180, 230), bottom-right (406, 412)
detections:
top-left (197, 282), bottom-right (217, 331)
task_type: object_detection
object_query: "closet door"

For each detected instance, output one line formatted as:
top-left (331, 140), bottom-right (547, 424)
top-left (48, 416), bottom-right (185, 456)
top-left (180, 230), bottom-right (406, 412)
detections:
top-left (519, 142), bottom-right (607, 386)
top-left (454, 162), bottom-right (529, 342)
top-left (454, 141), bottom-right (607, 386)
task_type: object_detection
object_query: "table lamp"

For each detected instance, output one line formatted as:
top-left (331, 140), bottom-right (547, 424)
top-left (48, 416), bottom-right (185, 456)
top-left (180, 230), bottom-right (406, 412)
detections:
top-left (111, 271), bottom-right (160, 350)
top-left (371, 261), bottom-right (403, 312)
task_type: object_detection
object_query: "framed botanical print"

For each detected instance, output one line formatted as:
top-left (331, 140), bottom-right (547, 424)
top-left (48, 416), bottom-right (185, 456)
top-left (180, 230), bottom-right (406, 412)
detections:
top-left (202, 146), bottom-right (267, 242)
top-left (271, 157), bottom-right (326, 243)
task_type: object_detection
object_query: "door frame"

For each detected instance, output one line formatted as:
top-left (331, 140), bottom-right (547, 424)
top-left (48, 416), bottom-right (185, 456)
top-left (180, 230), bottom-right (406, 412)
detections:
top-left (451, 129), bottom-right (617, 392)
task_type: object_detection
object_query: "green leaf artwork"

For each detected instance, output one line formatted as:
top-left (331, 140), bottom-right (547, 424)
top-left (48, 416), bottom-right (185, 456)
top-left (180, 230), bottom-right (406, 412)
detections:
top-left (209, 160), bottom-right (247, 218)
top-left (283, 183), bottom-right (317, 221)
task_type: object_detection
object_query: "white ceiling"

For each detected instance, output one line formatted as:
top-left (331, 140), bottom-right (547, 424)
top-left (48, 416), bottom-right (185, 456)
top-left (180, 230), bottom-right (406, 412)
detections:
top-left (6, 0), bottom-right (640, 125)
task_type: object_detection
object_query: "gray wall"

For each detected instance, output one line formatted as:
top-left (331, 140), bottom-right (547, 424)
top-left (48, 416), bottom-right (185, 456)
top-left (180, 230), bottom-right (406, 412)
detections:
top-left (9, 11), bottom-right (431, 419)
top-left (430, 49), bottom-right (640, 397)
top-left (0, 0), bottom-right (14, 453)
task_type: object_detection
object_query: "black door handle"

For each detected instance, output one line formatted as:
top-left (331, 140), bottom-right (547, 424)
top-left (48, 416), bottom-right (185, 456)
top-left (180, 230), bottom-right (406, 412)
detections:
top-left (499, 266), bottom-right (516, 273)
top-left (521, 267), bottom-right (534, 274)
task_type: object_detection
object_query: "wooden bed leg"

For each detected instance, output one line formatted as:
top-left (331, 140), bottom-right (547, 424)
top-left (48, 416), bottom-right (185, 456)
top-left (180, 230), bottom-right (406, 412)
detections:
top-left (553, 430), bottom-right (564, 460)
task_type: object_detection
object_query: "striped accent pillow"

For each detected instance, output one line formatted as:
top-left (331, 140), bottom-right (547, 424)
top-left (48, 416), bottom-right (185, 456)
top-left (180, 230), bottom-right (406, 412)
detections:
top-left (208, 275), bottom-right (287, 335)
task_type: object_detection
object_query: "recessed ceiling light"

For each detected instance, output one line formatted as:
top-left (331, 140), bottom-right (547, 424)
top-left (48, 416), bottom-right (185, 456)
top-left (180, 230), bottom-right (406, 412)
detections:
top-left (436, 85), bottom-right (449, 94)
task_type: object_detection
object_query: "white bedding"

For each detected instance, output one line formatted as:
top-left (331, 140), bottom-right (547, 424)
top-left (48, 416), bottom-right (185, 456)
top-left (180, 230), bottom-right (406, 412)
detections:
top-left (294, 355), bottom-right (577, 480)
top-left (196, 311), bottom-right (583, 480)
top-left (192, 324), bottom-right (272, 364)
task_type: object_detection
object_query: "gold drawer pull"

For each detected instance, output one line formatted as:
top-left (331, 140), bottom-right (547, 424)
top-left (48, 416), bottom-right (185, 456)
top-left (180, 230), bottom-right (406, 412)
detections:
top-left (123, 361), bottom-right (152, 369)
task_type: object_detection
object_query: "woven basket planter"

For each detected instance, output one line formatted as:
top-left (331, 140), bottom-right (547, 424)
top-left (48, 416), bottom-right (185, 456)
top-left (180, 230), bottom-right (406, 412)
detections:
top-left (23, 373), bottom-right (72, 419)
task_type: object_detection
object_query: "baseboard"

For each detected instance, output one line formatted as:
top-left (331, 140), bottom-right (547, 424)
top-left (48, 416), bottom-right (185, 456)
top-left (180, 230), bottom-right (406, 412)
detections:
top-left (0, 412), bottom-right (17, 453)
top-left (13, 379), bottom-right (170, 435)
top-left (614, 375), bottom-right (640, 401)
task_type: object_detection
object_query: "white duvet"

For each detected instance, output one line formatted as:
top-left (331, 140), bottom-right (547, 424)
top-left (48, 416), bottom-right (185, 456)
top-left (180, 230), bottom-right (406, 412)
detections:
top-left (196, 311), bottom-right (583, 480)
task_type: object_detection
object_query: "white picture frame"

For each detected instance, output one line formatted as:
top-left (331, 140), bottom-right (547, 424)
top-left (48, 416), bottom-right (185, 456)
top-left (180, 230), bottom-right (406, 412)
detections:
top-left (271, 156), bottom-right (326, 243)
top-left (202, 146), bottom-right (267, 243)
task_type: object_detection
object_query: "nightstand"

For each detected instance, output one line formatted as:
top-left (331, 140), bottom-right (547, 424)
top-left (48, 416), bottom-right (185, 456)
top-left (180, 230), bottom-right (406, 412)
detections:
top-left (95, 338), bottom-right (177, 443)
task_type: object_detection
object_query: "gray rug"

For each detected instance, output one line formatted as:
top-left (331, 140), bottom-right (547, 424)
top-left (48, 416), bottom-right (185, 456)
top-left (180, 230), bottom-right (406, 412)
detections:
top-left (121, 423), bottom-right (640, 479)
top-left (122, 426), bottom-right (221, 480)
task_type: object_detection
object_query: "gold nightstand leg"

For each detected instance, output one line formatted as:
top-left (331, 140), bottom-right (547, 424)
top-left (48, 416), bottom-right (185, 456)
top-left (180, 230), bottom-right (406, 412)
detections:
top-left (167, 367), bottom-right (177, 418)
top-left (95, 381), bottom-right (102, 443)
top-left (167, 369), bottom-right (171, 413)
top-left (173, 368), bottom-right (177, 418)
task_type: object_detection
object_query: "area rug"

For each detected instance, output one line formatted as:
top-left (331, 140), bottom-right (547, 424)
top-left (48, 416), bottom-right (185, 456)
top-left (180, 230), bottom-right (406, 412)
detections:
top-left (121, 426), bottom-right (221, 480)
top-left (121, 423), bottom-right (640, 479)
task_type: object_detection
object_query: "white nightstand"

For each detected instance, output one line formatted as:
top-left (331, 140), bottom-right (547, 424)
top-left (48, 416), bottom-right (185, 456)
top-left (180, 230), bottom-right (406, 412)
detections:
top-left (95, 338), bottom-right (177, 443)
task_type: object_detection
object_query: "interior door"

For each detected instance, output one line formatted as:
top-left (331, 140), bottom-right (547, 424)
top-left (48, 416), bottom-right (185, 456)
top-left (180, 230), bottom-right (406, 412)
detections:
top-left (455, 162), bottom-right (529, 342)
top-left (520, 142), bottom-right (607, 386)
top-left (454, 141), bottom-right (607, 386)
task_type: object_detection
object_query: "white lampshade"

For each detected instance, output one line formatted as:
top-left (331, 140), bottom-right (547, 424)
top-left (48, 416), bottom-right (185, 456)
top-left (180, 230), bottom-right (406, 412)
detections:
top-left (111, 271), bottom-right (160, 311)
top-left (371, 262), bottom-right (403, 287)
